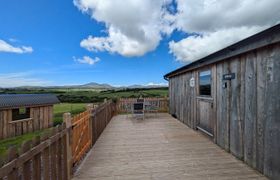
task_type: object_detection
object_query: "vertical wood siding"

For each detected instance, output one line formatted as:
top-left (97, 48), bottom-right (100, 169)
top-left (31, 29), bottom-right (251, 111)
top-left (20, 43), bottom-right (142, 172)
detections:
top-left (168, 43), bottom-right (280, 180)
top-left (169, 72), bottom-right (197, 128)
top-left (0, 105), bottom-right (54, 140)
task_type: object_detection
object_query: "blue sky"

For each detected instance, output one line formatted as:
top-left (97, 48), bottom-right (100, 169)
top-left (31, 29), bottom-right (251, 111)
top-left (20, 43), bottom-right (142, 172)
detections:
top-left (0, 0), bottom-right (279, 87)
top-left (0, 0), bottom-right (182, 87)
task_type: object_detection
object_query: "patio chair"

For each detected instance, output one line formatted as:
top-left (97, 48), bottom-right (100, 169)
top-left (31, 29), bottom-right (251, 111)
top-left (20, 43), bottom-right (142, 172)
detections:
top-left (132, 102), bottom-right (145, 120)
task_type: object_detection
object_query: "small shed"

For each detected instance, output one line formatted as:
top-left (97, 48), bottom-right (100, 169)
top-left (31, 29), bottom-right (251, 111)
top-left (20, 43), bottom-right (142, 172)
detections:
top-left (164, 24), bottom-right (280, 179)
top-left (0, 94), bottom-right (60, 140)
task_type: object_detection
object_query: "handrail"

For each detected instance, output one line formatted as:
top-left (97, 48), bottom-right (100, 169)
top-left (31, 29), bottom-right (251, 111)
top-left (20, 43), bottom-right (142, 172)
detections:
top-left (8, 118), bottom-right (33, 124)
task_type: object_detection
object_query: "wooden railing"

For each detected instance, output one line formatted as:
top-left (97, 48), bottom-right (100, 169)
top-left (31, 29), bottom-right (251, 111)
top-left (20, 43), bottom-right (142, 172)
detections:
top-left (117, 98), bottom-right (169, 113)
top-left (0, 100), bottom-right (116, 179)
top-left (8, 118), bottom-right (34, 136)
top-left (0, 98), bottom-right (167, 179)
top-left (71, 111), bottom-right (91, 165)
top-left (68, 100), bottom-right (116, 166)
top-left (91, 100), bottom-right (115, 145)
top-left (0, 125), bottom-right (69, 180)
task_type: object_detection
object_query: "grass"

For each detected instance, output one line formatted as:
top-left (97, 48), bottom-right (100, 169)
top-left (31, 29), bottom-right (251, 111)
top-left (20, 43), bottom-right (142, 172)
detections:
top-left (0, 103), bottom-right (86, 163)
top-left (97, 88), bottom-right (168, 99)
top-left (0, 129), bottom-right (52, 164)
top-left (53, 103), bottom-right (87, 126)
top-left (0, 87), bottom-right (169, 103)
top-left (0, 87), bottom-right (168, 162)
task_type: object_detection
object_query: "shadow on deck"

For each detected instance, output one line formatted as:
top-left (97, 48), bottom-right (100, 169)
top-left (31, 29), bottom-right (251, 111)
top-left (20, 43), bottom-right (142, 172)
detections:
top-left (73, 113), bottom-right (266, 180)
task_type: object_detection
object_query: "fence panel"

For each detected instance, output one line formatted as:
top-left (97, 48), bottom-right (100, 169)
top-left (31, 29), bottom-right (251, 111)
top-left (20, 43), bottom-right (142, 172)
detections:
top-left (70, 100), bottom-right (115, 167)
top-left (0, 100), bottom-right (117, 179)
top-left (117, 98), bottom-right (169, 113)
top-left (0, 125), bottom-right (69, 180)
top-left (91, 101), bottom-right (115, 146)
top-left (71, 111), bottom-right (91, 165)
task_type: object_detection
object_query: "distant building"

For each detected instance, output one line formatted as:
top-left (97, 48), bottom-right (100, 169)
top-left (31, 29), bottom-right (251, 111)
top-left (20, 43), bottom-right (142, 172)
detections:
top-left (0, 94), bottom-right (60, 140)
top-left (164, 24), bottom-right (280, 179)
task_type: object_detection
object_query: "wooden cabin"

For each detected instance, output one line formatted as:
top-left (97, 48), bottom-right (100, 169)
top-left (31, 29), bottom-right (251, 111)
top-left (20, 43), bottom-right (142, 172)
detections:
top-left (164, 24), bottom-right (280, 179)
top-left (0, 94), bottom-right (60, 140)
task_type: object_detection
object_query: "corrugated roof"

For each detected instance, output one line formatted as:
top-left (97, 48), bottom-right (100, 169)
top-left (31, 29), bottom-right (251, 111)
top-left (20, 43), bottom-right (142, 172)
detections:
top-left (0, 94), bottom-right (60, 110)
top-left (164, 23), bottom-right (280, 79)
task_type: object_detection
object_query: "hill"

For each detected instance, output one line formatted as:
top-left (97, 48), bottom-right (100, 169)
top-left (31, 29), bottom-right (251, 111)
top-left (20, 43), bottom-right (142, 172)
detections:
top-left (0, 82), bottom-right (167, 90)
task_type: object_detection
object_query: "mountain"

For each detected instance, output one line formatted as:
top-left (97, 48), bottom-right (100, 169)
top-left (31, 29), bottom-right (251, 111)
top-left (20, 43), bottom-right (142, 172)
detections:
top-left (1, 82), bottom-right (167, 89)
top-left (80, 82), bottom-right (113, 89)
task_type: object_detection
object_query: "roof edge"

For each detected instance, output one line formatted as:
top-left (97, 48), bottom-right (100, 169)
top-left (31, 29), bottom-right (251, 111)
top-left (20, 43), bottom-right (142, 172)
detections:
top-left (0, 94), bottom-right (60, 110)
top-left (164, 23), bottom-right (280, 79)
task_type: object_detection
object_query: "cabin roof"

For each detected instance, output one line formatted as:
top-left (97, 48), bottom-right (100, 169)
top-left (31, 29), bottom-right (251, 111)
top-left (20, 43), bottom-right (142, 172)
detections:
top-left (0, 94), bottom-right (60, 110)
top-left (164, 23), bottom-right (280, 79)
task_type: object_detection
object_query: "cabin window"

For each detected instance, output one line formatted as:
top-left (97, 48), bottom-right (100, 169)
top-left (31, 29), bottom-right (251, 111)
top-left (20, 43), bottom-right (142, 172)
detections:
top-left (199, 70), bottom-right (211, 96)
top-left (12, 107), bottom-right (30, 121)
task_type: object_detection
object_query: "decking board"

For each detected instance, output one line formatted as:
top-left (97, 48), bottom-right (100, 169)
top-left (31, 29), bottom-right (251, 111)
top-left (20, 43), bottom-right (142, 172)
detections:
top-left (73, 114), bottom-right (266, 180)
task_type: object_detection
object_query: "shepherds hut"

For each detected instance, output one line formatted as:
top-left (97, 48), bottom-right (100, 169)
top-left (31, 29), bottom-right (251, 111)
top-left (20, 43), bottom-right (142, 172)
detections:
top-left (164, 24), bottom-right (280, 179)
top-left (0, 94), bottom-right (60, 140)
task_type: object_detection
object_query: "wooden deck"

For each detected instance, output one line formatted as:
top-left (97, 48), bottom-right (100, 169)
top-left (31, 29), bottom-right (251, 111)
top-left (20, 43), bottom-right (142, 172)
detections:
top-left (73, 114), bottom-right (266, 180)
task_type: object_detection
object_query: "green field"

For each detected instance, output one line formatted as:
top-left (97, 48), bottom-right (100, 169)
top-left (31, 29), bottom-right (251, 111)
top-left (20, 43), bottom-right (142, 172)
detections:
top-left (0, 129), bottom-right (52, 165)
top-left (55, 88), bottom-right (168, 103)
top-left (53, 103), bottom-right (87, 126)
top-left (0, 87), bottom-right (168, 157)
top-left (0, 103), bottom-right (87, 161)
top-left (0, 87), bottom-right (168, 103)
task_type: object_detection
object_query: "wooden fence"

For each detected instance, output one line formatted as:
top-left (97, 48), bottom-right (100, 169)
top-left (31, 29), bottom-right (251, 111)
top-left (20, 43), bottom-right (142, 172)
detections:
top-left (71, 111), bottom-right (91, 165)
top-left (69, 100), bottom-right (116, 166)
top-left (117, 98), bottom-right (169, 113)
top-left (0, 125), bottom-right (69, 180)
top-left (91, 101), bottom-right (115, 145)
top-left (0, 100), bottom-right (116, 179)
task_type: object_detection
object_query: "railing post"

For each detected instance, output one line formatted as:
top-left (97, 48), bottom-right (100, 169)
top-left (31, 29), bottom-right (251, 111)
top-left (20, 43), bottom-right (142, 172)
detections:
top-left (63, 113), bottom-right (72, 179)
top-left (104, 99), bottom-right (108, 125)
top-left (92, 105), bottom-right (98, 144)
top-left (87, 104), bottom-right (94, 147)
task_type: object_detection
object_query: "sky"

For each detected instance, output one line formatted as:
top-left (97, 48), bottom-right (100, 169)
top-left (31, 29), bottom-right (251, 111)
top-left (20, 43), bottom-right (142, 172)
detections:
top-left (0, 0), bottom-right (279, 87)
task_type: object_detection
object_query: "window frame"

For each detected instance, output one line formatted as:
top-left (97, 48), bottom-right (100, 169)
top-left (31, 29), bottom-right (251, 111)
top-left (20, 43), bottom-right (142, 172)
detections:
top-left (12, 107), bottom-right (31, 121)
top-left (198, 69), bottom-right (212, 97)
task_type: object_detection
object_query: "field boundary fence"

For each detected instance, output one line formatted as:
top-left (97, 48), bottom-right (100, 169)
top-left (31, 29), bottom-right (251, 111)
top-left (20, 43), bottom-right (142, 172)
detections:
top-left (0, 100), bottom-right (116, 179)
top-left (117, 97), bottom-right (169, 113)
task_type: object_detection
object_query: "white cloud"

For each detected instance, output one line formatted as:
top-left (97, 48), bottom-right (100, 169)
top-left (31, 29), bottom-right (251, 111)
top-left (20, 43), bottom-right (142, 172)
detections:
top-left (0, 72), bottom-right (51, 88)
top-left (169, 26), bottom-right (265, 62)
top-left (169, 0), bottom-right (280, 62)
top-left (0, 39), bottom-right (33, 54)
top-left (73, 56), bottom-right (100, 65)
top-left (74, 0), bottom-right (280, 62)
top-left (175, 0), bottom-right (280, 33)
top-left (74, 0), bottom-right (175, 57)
